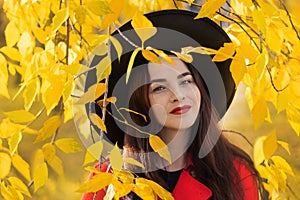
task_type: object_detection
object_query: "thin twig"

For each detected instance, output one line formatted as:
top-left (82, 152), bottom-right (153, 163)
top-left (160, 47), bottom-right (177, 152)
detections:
top-left (279, 0), bottom-right (300, 40)
top-left (265, 65), bottom-right (289, 92)
top-left (222, 129), bottom-right (253, 147)
top-left (172, 0), bottom-right (179, 9)
top-left (113, 23), bottom-right (140, 48)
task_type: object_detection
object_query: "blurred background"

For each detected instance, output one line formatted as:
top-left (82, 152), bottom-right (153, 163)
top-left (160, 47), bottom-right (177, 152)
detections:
top-left (0, 0), bottom-right (299, 199)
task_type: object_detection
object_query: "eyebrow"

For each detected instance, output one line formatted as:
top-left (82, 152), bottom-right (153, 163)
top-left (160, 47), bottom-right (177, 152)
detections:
top-left (150, 72), bottom-right (192, 83)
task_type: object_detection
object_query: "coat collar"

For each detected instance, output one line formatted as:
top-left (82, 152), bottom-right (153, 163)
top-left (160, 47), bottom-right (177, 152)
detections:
top-left (172, 156), bottom-right (212, 199)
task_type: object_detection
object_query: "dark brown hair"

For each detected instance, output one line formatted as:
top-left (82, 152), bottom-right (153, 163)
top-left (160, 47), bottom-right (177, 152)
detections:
top-left (123, 52), bottom-right (265, 200)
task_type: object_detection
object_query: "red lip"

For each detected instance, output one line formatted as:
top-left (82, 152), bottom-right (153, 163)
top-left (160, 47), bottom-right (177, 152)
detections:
top-left (170, 105), bottom-right (191, 115)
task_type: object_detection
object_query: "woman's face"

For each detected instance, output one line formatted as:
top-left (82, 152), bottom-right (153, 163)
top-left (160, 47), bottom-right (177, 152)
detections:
top-left (148, 56), bottom-right (201, 131)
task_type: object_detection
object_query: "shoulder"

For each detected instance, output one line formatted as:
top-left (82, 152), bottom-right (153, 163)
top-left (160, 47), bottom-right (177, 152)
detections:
top-left (233, 158), bottom-right (259, 200)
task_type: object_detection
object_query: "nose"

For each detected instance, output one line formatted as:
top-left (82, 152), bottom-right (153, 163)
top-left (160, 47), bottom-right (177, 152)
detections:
top-left (169, 88), bottom-right (185, 103)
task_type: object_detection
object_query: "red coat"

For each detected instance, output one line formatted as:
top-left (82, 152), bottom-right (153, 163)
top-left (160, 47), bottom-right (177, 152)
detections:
top-left (81, 159), bottom-right (258, 200)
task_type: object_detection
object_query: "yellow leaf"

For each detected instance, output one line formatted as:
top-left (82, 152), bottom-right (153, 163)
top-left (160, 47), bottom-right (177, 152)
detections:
top-left (263, 131), bottom-right (278, 160)
top-left (17, 32), bottom-right (35, 56)
top-left (0, 152), bottom-right (11, 179)
top-left (76, 172), bottom-right (113, 193)
top-left (277, 140), bottom-right (290, 155)
top-left (151, 48), bottom-right (175, 65)
top-left (74, 5), bottom-right (87, 25)
top-left (8, 132), bottom-right (22, 155)
top-left (0, 118), bottom-right (22, 138)
top-left (149, 135), bottom-right (171, 164)
top-left (85, 141), bottom-right (103, 165)
top-left (24, 78), bottom-right (40, 111)
top-left (52, 8), bottom-right (69, 33)
top-left (0, 46), bottom-right (21, 62)
top-left (230, 53), bottom-right (246, 85)
top-left (137, 178), bottom-right (174, 200)
top-left (271, 156), bottom-right (295, 176)
top-left (0, 53), bottom-right (10, 99)
top-left (90, 113), bottom-right (107, 133)
top-left (142, 49), bottom-right (161, 64)
top-left (96, 56), bottom-right (112, 82)
top-left (83, 151), bottom-right (97, 166)
top-left (252, 8), bottom-right (267, 36)
top-left (85, 34), bottom-right (109, 48)
top-left (96, 97), bottom-right (117, 108)
top-left (170, 51), bottom-right (193, 63)
top-left (112, 178), bottom-right (133, 198)
top-left (0, 182), bottom-right (23, 200)
top-left (101, 0), bottom-right (124, 29)
top-left (123, 157), bottom-right (145, 169)
top-left (131, 12), bottom-right (157, 46)
top-left (76, 83), bottom-right (106, 104)
top-left (4, 21), bottom-right (20, 47)
top-left (42, 143), bottom-right (56, 162)
top-left (33, 162), bottom-right (48, 192)
top-left (126, 48), bottom-right (141, 83)
top-left (266, 24), bottom-right (283, 54)
top-left (253, 136), bottom-right (266, 166)
top-left (251, 97), bottom-right (270, 129)
top-left (55, 138), bottom-right (83, 153)
top-left (104, 184), bottom-right (116, 200)
top-left (42, 73), bottom-right (66, 115)
top-left (92, 42), bottom-right (108, 56)
top-left (34, 27), bottom-right (47, 44)
top-left (8, 177), bottom-right (31, 197)
top-left (109, 143), bottom-right (123, 170)
top-left (133, 179), bottom-right (155, 199)
top-left (212, 42), bottom-right (235, 62)
top-left (195, 0), bottom-right (226, 19)
top-left (110, 36), bottom-right (123, 61)
top-left (11, 154), bottom-right (31, 182)
top-left (119, 108), bottom-right (147, 122)
top-left (86, 0), bottom-right (112, 16)
top-left (271, 67), bottom-right (290, 91)
top-left (113, 169), bottom-right (135, 184)
top-left (47, 155), bottom-right (64, 175)
top-left (255, 51), bottom-right (268, 77)
top-left (34, 115), bottom-right (61, 143)
top-left (277, 87), bottom-right (289, 113)
top-left (63, 63), bottom-right (90, 75)
top-left (4, 110), bottom-right (35, 123)
top-left (286, 104), bottom-right (300, 135)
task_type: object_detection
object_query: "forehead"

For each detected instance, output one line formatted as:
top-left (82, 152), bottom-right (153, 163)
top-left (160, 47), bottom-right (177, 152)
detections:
top-left (147, 56), bottom-right (190, 80)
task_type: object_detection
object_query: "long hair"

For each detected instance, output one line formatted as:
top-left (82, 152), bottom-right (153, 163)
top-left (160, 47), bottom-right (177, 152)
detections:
top-left (122, 52), bottom-right (265, 200)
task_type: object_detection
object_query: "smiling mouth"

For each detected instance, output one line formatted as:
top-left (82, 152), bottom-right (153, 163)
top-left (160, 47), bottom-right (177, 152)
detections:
top-left (170, 105), bottom-right (191, 115)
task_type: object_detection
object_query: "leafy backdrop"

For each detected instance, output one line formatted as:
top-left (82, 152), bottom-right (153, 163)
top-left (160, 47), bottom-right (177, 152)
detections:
top-left (0, 0), bottom-right (299, 199)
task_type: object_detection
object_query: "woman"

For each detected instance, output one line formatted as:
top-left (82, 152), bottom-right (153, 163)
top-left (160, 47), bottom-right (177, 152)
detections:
top-left (82, 10), bottom-right (265, 200)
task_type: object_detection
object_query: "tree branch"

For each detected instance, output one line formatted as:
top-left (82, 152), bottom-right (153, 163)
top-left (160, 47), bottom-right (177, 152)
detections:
top-left (222, 129), bottom-right (253, 147)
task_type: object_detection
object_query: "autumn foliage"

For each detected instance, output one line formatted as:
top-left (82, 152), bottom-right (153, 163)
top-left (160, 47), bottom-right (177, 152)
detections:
top-left (0, 0), bottom-right (300, 199)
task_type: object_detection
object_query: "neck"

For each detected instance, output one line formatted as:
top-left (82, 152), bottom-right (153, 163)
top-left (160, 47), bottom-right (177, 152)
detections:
top-left (158, 128), bottom-right (192, 171)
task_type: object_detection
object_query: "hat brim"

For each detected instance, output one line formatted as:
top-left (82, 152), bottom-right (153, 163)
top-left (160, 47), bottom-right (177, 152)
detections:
top-left (86, 9), bottom-right (236, 147)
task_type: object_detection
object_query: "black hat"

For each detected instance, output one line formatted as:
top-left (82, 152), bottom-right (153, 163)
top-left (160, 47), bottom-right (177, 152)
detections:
top-left (86, 9), bottom-right (235, 147)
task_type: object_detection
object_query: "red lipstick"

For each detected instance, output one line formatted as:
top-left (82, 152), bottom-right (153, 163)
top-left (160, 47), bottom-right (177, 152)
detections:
top-left (170, 105), bottom-right (191, 115)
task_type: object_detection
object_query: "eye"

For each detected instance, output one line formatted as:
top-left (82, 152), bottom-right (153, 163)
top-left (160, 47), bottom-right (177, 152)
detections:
top-left (152, 85), bottom-right (166, 92)
top-left (181, 79), bottom-right (193, 85)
